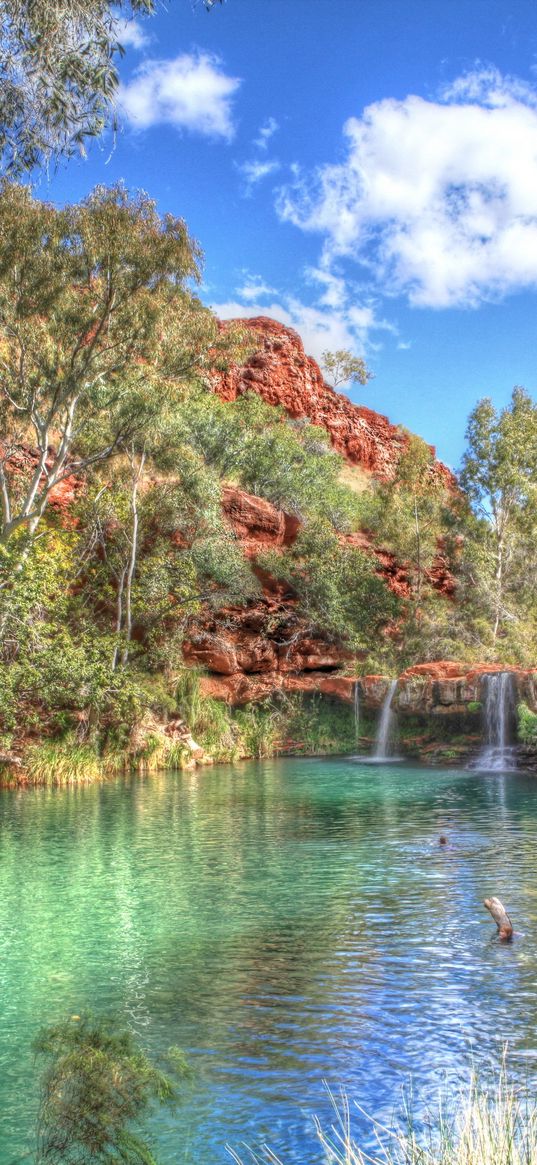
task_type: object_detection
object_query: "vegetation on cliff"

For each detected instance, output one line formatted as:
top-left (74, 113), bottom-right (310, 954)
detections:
top-left (1, 181), bottom-right (537, 777)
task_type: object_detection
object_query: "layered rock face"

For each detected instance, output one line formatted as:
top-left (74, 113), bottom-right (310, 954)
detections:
top-left (396, 661), bottom-right (537, 716)
top-left (214, 317), bottom-right (408, 478)
top-left (185, 484), bottom-right (417, 705)
top-left (354, 662), bottom-right (537, 716)
top-left (185, 484), bottom-right (354, 705)
top-left (186, 316), bottom-right (459, 708)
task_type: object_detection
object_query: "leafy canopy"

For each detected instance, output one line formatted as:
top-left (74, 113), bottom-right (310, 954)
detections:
top-left (321, 349), bottom-right (373, 388)
top-left (0, 180), bottom-right (214, 545)
top-left (0, 0), bottom-right (222, 174)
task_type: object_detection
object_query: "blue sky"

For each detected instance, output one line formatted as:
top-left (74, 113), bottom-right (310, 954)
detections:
top-left (44, 0), bottom-right (537, 469)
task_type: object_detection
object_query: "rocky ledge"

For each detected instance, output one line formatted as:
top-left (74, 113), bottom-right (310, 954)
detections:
top-left (213, 317), bottom-right (454, 484)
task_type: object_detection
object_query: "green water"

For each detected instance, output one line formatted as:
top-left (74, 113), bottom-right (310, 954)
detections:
top-left (1, 757), bottom-right (537, 1163)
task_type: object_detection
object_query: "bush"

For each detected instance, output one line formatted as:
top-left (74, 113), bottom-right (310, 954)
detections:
top-left (517, 702), bottom-right (537, 744)
top-left (34, 1015), bottom-right (179, 1165)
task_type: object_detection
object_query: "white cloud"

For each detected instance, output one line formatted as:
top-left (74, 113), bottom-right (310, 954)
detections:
top-left (277, 67), bottom-right (537, 308)
top-left (236, 274), bottom-right (277, 300)
top-left (116, 18), bottom-right (150, 50)
top-left (210, 284), bottom-right (394, 367)
top-left (119, 51), bottom-right (241, 140)
top-left (306, 266), bottom-right (348, 309)
top-left (239, 158), bottom-right (280, 194)
top-left (441, 65), bottom-right (537, 109)
top-left (254, 117), bottom-right (279, 150)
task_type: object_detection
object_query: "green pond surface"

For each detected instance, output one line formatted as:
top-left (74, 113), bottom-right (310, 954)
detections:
top-left (1, 757), bottom-right (537, 1163)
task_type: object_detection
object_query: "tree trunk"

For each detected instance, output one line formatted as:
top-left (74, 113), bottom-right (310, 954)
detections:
top-left (484, 896), bottom-right (513, 940)
top-left (120, 449), bottom-right (145, 668)
top-left (111, 565), bottom-right (127, 671)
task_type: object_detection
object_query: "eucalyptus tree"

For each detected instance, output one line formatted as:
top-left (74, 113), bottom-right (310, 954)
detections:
top-left (0, 0), bottom-right (222, 174)
top-left (460, 387), bottom-right (537, 652)
top-left (0, 0), bottom-right (155, 173)
top-left (0, 179), bottom-right (217, 553)
top-left (321, 348), bottom-right (372, 388)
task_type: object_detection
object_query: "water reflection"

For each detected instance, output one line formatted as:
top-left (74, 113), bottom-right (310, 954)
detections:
top-left (1, 761), bottom-right (537, 1163)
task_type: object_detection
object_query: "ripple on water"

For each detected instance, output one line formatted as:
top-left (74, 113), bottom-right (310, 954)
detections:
top-left (1, 759), bottom-right (537, 1164)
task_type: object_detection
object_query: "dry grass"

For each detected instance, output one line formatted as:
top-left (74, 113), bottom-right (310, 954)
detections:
top-left (338, 463), bottom-right (373, 495)
top-left (230, 1069), bottom-right (537, 1165)
top-left (24, 741), bottom-right (104, 785)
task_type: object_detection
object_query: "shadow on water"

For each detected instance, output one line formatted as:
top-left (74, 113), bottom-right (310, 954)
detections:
top-left (1, 758), bottom-right (537, 1163)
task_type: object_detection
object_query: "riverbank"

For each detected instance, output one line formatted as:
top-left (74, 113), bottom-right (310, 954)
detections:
top-left (3, 661), bottom-right (537, 788)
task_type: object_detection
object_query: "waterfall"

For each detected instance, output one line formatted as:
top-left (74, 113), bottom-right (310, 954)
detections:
top-left (372, 679), bottom-right (399, 761)
top-left (354, 681), bottom-right (360, 746)
top-left (473, 672), bottom-right (517, 771)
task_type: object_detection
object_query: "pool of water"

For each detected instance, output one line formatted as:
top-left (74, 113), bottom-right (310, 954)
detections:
top-left (1, 757), bottom-right (537, 1163)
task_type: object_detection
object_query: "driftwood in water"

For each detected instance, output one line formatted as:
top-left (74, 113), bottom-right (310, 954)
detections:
top-left (484, 896), bottom-right (513, 941)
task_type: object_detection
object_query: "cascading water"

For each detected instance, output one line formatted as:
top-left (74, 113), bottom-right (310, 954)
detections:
top-left (473, 672), bottom-right (517, 771)
top-left (371, 679), bottom-right (399, 761)
top-left (354, 681), bottom-right (360, 747)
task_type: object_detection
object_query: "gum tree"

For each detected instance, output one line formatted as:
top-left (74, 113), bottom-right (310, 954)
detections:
top-left (460, 387), bottom-right (537, 650)
top-left (0, 0), bottom-right (222, 174)
top-left (0, 180), bottom-right (211, 550)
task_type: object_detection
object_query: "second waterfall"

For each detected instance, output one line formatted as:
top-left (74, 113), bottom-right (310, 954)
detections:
top-left (372, 679), bottom-right (400, 761)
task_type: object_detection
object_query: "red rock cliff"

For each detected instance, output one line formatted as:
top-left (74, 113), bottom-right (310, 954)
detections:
top-left (213, 316), bottom-right (452, 483)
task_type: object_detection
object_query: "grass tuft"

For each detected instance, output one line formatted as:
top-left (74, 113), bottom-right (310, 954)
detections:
top-left (24, 741), bottom-right (104, 785)
top-left (230, 1069), bottom-right (537, 1165)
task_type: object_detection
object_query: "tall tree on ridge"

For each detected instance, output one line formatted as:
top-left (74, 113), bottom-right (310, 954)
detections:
top-left (460, 387), bottom-right (537, 652)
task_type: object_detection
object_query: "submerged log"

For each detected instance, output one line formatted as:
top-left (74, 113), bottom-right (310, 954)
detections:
top-left (484, 896), bottom-right (513, 941)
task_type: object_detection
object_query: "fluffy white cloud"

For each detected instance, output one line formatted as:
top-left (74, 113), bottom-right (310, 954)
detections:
top-left (116, 18), bottom-right (149, 50)
top-left (235, 274), bottom-right (277, 300)
top-left (211, 283), bottom-right (394, 366)
top-left (278, 67), bottom-right (537, 308)
top-left (119, 51), bottom-right (240, 140)
top-left (254, 117), bottom-right (279, 150)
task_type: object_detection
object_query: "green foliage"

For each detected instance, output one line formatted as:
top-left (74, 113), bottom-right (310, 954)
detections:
top-left (321, 349), bottom-right (373, 388)
top-left (262, 520), bottom-right (400, 653)
top-left (0, 180), bottom-right (205, 546)
top-left (467, 701), bottom-right (482, 714)
top-left (0, 1), bottom-right (157, 173)
top-left (282, 693), bottom-right (357, 754)
top-left (234, 702), bottom-right (279, 758)
top-left (181, 390), bottom-right (360, 528)
top-left (34, 1014), bottom-right (177, 1165)
top-left (372, 435), bottom-right (454, 604)
top-left (517, 702), bottom-right (537, 745)
top-left (459, 387), bottom-right (537, 660)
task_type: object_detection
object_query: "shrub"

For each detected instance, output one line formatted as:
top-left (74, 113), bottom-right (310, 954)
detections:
top-left (34, 1015), bottom-right (179, 1165)
top-left (517, 702), bottom-right (537, 744)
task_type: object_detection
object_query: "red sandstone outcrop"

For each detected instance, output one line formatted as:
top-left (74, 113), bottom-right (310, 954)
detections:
top-left (213, 317), bottom-right (454, 485)
top-left (221, 485), bottom-right (300, 557)
top-left (183, 587), bottom-right (354, 692)
top-left (200, 669), bottom-right (358, 707)
top-left (184, 487), bottom-right (461, 703)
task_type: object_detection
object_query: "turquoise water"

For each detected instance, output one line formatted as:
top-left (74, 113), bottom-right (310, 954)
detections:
top-left (1, 757), bottom-right (537, 1163)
